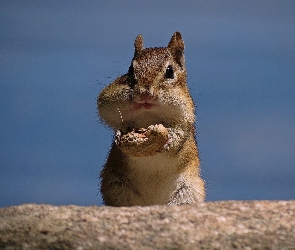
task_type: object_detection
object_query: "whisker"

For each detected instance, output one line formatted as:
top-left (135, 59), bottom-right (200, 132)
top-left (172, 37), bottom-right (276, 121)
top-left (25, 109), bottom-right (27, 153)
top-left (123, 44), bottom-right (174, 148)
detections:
top-left (117, 107), bottom-right (124, 123)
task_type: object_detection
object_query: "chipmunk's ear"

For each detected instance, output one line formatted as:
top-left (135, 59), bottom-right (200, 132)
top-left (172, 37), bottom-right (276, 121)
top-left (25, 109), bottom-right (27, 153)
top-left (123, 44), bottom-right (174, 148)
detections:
top-left (134, 34), bottom-right (144, 54)
top-left (168, 32), bottom-right (185, 68)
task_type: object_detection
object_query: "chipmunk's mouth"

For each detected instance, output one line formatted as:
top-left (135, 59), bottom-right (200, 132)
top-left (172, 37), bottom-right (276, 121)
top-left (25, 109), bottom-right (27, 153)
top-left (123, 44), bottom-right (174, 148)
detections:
top-left (132, 93), bottom-right (156, 110)
top-left (133, 102), bottom-right (155, 110)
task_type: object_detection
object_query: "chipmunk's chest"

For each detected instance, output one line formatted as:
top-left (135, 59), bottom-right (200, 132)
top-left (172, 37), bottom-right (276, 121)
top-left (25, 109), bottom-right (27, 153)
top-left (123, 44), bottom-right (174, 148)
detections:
top-left (125, 152), bottom-right (179, 205)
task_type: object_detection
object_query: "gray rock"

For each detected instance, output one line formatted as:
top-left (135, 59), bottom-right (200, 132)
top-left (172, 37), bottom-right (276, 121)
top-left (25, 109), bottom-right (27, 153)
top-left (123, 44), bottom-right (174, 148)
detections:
top-left (1, 201), bottom-right (295, 249)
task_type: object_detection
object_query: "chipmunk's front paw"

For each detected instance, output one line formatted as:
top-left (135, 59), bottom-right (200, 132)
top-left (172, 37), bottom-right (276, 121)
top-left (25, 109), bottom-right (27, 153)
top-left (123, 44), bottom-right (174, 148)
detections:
top-left (116, 124), bottom-right (168, 157)
top-left (163, 128), bottom-right (185, 151)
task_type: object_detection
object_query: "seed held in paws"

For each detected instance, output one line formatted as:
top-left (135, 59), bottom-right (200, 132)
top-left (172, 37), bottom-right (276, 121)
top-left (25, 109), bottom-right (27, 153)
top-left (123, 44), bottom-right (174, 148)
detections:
top-left (118, 124), bottom-right (168, 157)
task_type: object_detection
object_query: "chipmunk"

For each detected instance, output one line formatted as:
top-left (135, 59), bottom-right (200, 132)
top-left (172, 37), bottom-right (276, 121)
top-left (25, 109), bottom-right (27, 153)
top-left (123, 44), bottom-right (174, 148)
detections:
top-left (97, 32), bottom-right (205, 206)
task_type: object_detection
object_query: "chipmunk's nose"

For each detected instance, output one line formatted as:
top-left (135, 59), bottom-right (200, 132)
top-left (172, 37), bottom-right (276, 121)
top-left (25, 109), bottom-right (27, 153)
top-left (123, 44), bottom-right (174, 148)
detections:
top-left (140, 93), bottom-right (153, 102)
top-left (134, 91), bottom-right (154, 103)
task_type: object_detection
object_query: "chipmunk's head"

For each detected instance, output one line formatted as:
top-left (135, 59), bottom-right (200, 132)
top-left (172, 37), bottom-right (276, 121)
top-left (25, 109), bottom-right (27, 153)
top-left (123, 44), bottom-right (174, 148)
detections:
top-left (127, 31), bottom-right (186, 96)
top-left (98, 32), bottom-right (195, 131)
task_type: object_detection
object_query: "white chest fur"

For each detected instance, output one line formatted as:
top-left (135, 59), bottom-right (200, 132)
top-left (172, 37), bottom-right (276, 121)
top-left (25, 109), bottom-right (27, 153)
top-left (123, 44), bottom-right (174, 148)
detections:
top-left (126, 152), bottom-right (179, 205)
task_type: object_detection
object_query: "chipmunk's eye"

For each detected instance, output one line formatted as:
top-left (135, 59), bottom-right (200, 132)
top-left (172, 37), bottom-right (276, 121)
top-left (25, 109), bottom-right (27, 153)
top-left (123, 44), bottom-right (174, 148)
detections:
top-left (128, 65), bottom-right (135, 78)
top-left (165, 65), bottom-right (174, 79)
top-left (126, 64), bottom-right (137, 88)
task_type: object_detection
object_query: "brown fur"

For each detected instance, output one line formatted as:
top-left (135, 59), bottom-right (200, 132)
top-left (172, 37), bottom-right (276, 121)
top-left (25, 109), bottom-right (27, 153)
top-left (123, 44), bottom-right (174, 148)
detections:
top-left (98, 32), bottom-right (205, 206)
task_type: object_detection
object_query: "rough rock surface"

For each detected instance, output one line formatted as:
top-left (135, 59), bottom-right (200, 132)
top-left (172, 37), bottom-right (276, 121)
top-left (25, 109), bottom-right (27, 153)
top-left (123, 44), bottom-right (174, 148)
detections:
top-left (0, 201), bottom-right (294, 249)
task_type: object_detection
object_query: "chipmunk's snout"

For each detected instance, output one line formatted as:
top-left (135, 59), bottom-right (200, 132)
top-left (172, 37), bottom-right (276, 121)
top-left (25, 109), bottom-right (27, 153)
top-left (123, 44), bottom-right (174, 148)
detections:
top-left (139, 93), bottom-right (153, 102)
top-left (134, 92), bottom-right (154, 103)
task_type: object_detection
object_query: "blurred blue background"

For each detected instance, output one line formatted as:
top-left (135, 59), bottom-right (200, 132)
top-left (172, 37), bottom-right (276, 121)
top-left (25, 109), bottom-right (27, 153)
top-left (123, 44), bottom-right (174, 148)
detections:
top-left (1, 1), bottom-right (294, 207)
